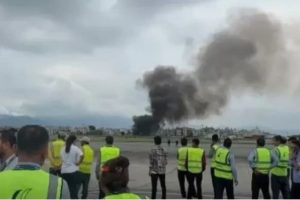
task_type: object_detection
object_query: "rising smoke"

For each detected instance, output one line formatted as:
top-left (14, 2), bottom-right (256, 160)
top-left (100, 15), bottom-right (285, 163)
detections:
top-left (137, 9), bottom-right (295, 128)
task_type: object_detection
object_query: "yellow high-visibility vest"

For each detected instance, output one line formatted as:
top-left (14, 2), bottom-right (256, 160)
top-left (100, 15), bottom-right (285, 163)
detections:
top-left (255, 147), bottom-right (272, 174)
top-left (105, 193), bottom-right (141, 199)
top-left (100, 146), bottom-right (120, 166)
top-left (50, 139), bottom-right (65, 168)
top-left (177, 147), bottom-right (188, 171)
top-left (79, 144), bottom-right (94, 174)
top-left (187, 147), bottom-right (204, 174)
top-left (211, 144), bottom-right (220, 168)
top-left (0, 170), bottom-right (63, 199)
top-left (271, 145), bottom-right (290, 177)
top-left (214, 147), bottom-right (233, 180)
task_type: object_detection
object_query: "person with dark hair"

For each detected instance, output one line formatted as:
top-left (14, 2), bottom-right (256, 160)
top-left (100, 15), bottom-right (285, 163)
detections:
top-left (271, 135), bottom-right (290, 199)
top-left (0, 128), bottom-right (18, 171)
top-left (100, 156), bottom-right (140, 199)
top-left (49, 133), bottom-right (66, 176)
top-left (0, 125), bottom-right (69, 199)
top-left (290, 139), bottom-right (300, 198)
top-left (78, 136), bottom-right (94, 199)
top-left (177, 137), bottom-right (188, 198)
top-left (186, 138), bottom-right (206, 199)
top-left (248, 136), bottom-right (278, 199)
top-left (215, 138), bottom-right (238, 199)
top-left (96, 135), bottom-right (121, 199)
top-left (208, 134), bottom-right (220, 198)
top-left (61, 135), bottom-right (83, 199)
top-left (149, 135), bottom-right (167, 199)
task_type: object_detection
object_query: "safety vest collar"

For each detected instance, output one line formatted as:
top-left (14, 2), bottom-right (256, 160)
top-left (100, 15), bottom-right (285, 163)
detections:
top-left (14, 162), bottom-right (41, 170)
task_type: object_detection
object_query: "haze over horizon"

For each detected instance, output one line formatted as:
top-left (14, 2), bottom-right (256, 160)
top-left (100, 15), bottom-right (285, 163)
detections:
top-left (1, 0), bottom-right (300, 130)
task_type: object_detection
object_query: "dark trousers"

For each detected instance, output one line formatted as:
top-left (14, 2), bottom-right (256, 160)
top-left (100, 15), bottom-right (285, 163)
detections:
top-left (151, 174), bottom-right (166, 199)
top-left (98, 181), bottom-right (105, 199)
top-left (49, 168), bottom-right (61, 177)
top-left (178, 170), bottom-right (187, 198)
top-left (271, 174), bottom-right (290, 199)
top-left (251, 172), bottom-right (271, 199)
top-left (187, 172), bottom-right (203, 199)
top-left (61, 171), bottom-right (80, 199)
top-left (211, 168), bottom-right (217, 199)
top-left (79, 172), bottom-right (90, 199)
top-left (215, 177), bottom-right (234, 199)
top-left (291, 182), bottom-right (300, 199)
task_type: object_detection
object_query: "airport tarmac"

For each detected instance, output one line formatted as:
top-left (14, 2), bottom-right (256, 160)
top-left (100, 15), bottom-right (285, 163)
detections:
top-left (46, 138), bottom-right (279, 199)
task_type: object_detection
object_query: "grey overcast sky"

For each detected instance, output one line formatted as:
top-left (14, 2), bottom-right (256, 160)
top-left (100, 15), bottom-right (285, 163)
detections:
top-left (1, 0), bottom-right (300, 129)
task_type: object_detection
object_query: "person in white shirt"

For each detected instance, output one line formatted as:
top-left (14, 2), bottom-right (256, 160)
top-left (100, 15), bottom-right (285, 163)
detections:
top-left (61, 135), bottom-right (83, 199)
top-left (0, 128), bottom-right (18, 171)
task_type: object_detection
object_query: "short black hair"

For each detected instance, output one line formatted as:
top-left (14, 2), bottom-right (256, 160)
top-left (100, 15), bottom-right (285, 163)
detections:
top-left (281, 136), bottom-right (287, 144)
top-left (181, 137), bottom-right (187, 146)
top-left (154, 136), bottom-right (161, 145)
top-left (273, 135), bottom-right (282, 143)
top-left (106, 136), bottom-right (114, 145)
top-left (212, 134), bottom-right (219, 142)
top-left (288, 136), bottom-right (298, 142)
top-left (0, 128), bottom-right (17, 147)
top-left (192, 138), bottom-right (200, 146)
top-left (223, 138), bottom-right (232, 148)
top-left (17, 125), bottom-right (49, 154)
top-left (257, 137), bottom-right (265, 147)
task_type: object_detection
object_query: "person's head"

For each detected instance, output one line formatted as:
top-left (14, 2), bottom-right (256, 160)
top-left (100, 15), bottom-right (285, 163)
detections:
top-left (105, 136), bottom-right (114, 145)
top-left (81, 136), bottom-right (90, 146)
top-left (257, 136), bottom-right (265, 147)
top-left (57, 133), bottom-right (65, 141)
top-left (288, 136), bottom-right (298, 148)
top-left (65, 135), bottom-right (77, 153)
top-left (280, 136), bottom-right (287, 144)
top-left (290, 139), bottom-right (300, 152)
top-left (0, 128), bottom-right (17, 160)
top-left (17, 125), bottom-right (49, 165)
top-left (212, 134), bottom-right (219, 143)
top-left (181, 137), bottom-right (187, 146)
top-left (100, 156), bottom-right (130, 194)
top-left (273, 135), bottom-right (282, 146)
top-left (154, 136), bottom-right (161, 145)
top-left (223, 138), bottom-right (232, 149)
top-left (192, 138), bottom-right (200, 147)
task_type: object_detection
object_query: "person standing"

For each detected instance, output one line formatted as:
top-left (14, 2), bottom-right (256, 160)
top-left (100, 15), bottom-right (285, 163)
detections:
top-left (96, 136), bottom-right (121, 199)
top-left (290, 139), bottom-right (300, 199)
top-left (177, 137), bottom-right (188, 198)
top-left (79, 136), bottom-right (94, 199)
top-left (49, 133), bottom-right (65, 176)
top-left (271, 135), bottom-right (290, 199)
top-left (0, 125), bottom-right (69, 199)
top-left (186, 138), bottom-right (206, 199)
top-left (149, 135), bottom-right (167, 199)
top-left (214, 138), bottom-right (238, 199)
top-left (61, 135), bottom-right (83, 199)
top-left (0, 128), bottom-right (18, 171)
top-left (208, 134), bottom-right (220, 198)
top-left (248, 136), bottom-right (278, 199)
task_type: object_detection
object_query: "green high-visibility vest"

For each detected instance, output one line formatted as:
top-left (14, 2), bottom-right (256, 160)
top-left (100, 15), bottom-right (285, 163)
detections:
top-left (79, 144), bottom-right (94, 174)
top-left (271, 145), bottom-right (290, 177)
top-left (100, 146), bottom-right (120, 166)
top-left (0, 170), bottom-right (63, 199)
top-left (211, 144), bottom-right (220, 168)
top-left (214, 147), bottom-right (233, 180)
top-left (51, 139), bottom-right (65, 168)
top-left (187, 147), bottom-right (204, 174)
top-left (105, 193), bottom-right (141, 199)
top-left (177, 147), bottom-right (188, 171)
top-left (255, 147), bottom-right (272, 174)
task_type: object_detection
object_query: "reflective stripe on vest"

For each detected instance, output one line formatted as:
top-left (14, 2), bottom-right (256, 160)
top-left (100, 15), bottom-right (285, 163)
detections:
top-left (255, 147), bottom-right (272, 174)
top-left (105, 193), bottom-right (141, 199)
top-left (187, 147), bottom-right (204, 174)
top-left (271, 145), bottom-right (290, 176)
top-left (51, 140), bottom-right (65, 167)
top-left (79, 144), bottom-right (94, 174)
top-left (100, 146), bottom-right (120, 166)
top-left (211, 144), bottom-right (220, 168)
top-left (177, 147), bottom-right (188, 171)
top-left (214, 147), bottom-right (233, 180)
top-left (0, 170), bottom-right (63, 199)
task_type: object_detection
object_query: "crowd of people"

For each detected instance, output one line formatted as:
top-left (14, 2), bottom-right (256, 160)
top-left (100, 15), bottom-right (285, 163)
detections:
top-left (1, 125), bottom-right (300, 199)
